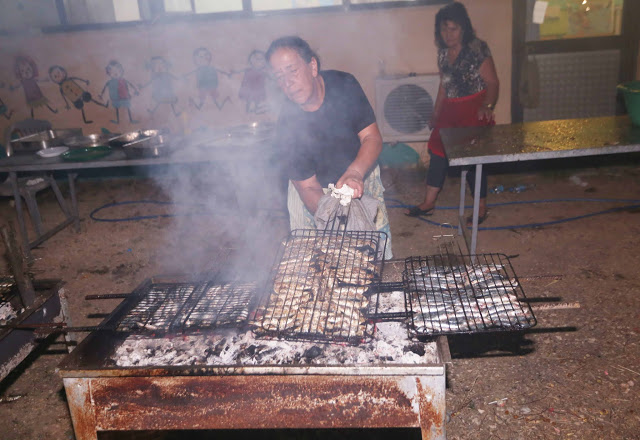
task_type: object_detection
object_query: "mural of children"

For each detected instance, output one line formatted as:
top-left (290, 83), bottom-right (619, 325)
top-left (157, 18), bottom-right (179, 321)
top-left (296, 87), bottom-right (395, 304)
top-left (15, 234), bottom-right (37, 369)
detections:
top-left (238, 50), bottom-right (269, 114)
top-left (140, 56), bottom-right (181, 117)
top-left (0, 82), bottom-right (14, 120)
top-left (49, 65), bottom-right (108, 124)
top-left (100, 60), bottom-right (139, 124)
top-left (9, 55), bottom-right (58, 118)
top-left (185, 47), bottom-right (231, 111)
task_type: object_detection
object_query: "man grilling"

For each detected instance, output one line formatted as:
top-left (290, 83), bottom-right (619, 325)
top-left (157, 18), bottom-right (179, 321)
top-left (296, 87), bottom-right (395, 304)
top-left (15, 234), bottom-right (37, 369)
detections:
top-left (267, 36), bottom-right (393, 259)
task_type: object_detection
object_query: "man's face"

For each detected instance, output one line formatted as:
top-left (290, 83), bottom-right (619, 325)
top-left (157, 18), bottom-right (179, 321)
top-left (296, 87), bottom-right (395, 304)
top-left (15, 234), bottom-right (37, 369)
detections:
top-left (269, 48), bottom-right (318, 107)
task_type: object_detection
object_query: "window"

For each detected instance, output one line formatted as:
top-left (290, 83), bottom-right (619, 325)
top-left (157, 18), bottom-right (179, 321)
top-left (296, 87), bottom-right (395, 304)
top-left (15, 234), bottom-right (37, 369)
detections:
top-left (252, 0), bottom-right (341, 12)
top-left (194, 0), bottom-right (243, 14)
top-left (0, 0), bottom-right (60, 32)
top-left (63, 0), bottom-right (141, 25)
top-left (526, 0), bottom-right (624, 41)
top-left (0, 0), bottom-right (447, 32)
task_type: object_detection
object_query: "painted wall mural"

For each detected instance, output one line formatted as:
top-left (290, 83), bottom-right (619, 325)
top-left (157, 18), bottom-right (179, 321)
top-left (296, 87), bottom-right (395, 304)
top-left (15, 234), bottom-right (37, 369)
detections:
top-left (100, 60), bottom-right (140, 124)
top-left (237, 50), bottom-right (269, 114)
top-left (0, 44), bottom-right (281, 135)
top-left (49, 65), bottom-right (108, 124)
top-left (0, 81), bottom-right (14, 120)
top-left (9, 55), bottom-right (58, 119)
top-left (141, 56), bottom-right (182, 117)
top-left (186, 47), bottom-right (231, 111)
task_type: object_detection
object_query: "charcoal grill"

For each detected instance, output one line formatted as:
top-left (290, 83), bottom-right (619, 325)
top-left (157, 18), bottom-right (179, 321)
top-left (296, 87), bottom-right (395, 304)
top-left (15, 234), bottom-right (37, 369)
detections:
top-left (58, 271), bottom-right (447, 440)
top-left (252, 229), bottom-right (387, 344)
top-left (404, 253), bottom-right (537, 337)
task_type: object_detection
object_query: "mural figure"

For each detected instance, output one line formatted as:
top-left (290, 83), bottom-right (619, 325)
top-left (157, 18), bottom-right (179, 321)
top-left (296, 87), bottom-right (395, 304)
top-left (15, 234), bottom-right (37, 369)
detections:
top-left (140, 56), bottom-right (181, 117)
top-left (9, 55), bottom-right (58, 118)
top-left (237, 50), bottom-right (269, 114)
top-left (185, 47), bottom-right (231, 111)
top-left (100, 60), bottom-right (139, 124)
top-left (0, 82), bottom-right (14, 120)
top-left (49, 65), bottom-right (108, 124)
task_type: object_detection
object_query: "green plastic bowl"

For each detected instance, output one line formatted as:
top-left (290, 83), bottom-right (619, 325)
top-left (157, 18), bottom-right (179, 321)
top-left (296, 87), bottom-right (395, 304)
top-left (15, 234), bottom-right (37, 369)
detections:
top-left (618, 81), bottom-right (640, 126)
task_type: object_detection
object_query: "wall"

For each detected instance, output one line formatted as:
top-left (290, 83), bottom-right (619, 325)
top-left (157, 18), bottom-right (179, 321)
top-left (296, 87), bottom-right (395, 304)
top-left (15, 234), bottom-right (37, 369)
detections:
top-left (0, 1), bottom-right (512, 149)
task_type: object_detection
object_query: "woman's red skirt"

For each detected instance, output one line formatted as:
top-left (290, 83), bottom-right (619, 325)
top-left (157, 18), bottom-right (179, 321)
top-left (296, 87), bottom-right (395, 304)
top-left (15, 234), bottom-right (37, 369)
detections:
top-left (427, 90), bottom-right (494, 158)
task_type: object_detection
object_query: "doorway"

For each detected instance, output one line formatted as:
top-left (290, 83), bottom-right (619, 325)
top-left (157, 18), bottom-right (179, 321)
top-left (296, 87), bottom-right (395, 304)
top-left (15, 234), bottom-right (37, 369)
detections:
top-left (511, 0), bottom-right (639, 122)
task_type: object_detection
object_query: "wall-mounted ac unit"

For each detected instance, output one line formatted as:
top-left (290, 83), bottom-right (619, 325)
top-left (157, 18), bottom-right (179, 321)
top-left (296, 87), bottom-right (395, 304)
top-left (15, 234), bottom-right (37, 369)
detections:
top-left (375, 74), bottom-right (440, 143)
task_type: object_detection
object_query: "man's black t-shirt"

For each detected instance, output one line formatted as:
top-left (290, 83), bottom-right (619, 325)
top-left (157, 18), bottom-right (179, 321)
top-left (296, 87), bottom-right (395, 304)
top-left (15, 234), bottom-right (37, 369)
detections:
top-left (275, 70), bottom-right (376, 187)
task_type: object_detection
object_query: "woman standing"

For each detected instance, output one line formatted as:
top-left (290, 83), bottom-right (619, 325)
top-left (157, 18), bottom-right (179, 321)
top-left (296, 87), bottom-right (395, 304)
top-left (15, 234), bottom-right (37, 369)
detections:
top-left (406, 2), bottom-right (499, 225)
top-left (267, 36), bottom-right (392, 259)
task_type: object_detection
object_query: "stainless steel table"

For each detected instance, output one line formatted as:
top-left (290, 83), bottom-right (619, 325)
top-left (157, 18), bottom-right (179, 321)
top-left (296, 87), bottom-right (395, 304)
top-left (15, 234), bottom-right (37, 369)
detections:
top-left (441, 115), bottom-right (640, 255)
top-left (0, 145), bottom-right (268, 257)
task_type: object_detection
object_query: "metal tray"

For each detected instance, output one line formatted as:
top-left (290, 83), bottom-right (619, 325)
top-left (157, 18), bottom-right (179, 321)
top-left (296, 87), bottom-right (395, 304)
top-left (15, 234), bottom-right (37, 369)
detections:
top-left (61, 146), bottom-right (112, 162)
top-left (63, 134), bottom-right (111, 148)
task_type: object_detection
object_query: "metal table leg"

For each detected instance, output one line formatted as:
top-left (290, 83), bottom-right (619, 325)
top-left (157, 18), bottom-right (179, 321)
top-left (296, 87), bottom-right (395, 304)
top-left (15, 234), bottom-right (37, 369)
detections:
top-left (457, 165), bottom-right (482, 258)
top-left (458, 169), bottom-right (467, 236)
top-left (67, 172), bottom-right (80, 231)
top-left (470, 163), bottom-right (483, 256)
top-left (9, 171), bottom-right (32, 260)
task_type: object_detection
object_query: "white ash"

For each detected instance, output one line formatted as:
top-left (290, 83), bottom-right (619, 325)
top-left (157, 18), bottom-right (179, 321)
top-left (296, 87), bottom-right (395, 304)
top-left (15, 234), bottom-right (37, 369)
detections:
top-left (113, 291), bottom-right (437, 367)
top-left (0, 300), bottom-right (18, 323)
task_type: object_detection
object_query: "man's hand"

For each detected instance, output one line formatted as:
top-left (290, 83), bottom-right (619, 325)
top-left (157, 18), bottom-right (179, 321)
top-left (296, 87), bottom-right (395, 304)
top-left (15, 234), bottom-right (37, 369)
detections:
top-left (336, 168), bottom-right (364, 199)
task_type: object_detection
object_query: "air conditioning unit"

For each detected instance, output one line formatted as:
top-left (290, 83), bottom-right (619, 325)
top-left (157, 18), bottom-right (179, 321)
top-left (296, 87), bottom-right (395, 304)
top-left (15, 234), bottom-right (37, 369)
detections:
top-left (375, 74), bottom-right (440, 143)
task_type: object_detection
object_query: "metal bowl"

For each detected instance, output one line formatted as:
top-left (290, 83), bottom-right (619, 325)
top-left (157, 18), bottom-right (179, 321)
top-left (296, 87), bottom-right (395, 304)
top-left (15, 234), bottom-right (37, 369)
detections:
top-left (64, 134), bottom-right (110, 149)
top-left (6, 128), bottom-right (82, 156)
top-left (108, 131), bottom-right (143, 148)
top-left (123, 134), bottom-right (174, 158)
top-left (141, 129), bottom-right (163, 138)
top-left (229, 121), bottom-right (275, 138)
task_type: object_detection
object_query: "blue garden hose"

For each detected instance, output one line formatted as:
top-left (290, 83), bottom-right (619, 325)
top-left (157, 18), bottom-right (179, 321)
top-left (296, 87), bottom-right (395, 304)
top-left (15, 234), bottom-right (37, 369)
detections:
top-left (90, 200), bottom-right (214, 222)
top-left (90, 197), bottom-right (640, 229)
top-left (386, 197), bottom-right (640, 230)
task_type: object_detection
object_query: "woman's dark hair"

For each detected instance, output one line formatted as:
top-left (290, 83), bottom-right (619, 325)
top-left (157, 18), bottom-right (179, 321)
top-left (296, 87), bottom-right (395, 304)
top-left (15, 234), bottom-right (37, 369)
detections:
top-left (434, 2), bottom-right (476, 49)
top-left (265, 36), bottom-right (321, 71)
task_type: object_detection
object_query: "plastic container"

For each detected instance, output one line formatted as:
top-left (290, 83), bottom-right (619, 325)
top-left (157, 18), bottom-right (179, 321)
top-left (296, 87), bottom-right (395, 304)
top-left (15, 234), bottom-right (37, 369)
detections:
top-left (617, 81), bottom-right (640, 127)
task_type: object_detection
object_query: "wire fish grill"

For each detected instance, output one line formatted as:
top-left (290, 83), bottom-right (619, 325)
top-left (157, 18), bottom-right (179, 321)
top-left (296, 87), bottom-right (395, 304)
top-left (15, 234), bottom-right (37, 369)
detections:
top-left (403, 253), bottom-right (537, 337)
top-left (116, 280), bottom-right (257, 334)
top-left (252, 229), bottom-right (387, 345)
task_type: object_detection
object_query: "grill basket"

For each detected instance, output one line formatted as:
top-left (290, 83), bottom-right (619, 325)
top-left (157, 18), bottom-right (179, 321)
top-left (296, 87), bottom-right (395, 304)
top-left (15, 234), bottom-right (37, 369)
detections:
top-left (404, 253), bottom-right (536, 337)
top-left (116, 280), bottom-right (257, 334)
top-left (252, 229), bottom-right (387, 344)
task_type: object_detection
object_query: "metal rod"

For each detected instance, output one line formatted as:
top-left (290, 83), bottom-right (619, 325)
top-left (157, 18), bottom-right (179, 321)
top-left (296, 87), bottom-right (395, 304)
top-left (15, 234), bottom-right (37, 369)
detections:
top-left (530, 302), bottom-right (581, 311)
top-left (85, 293), bottom-right (130, 300)
top-left (0, 323), bottom-right (103, 333)
top-left (29, 217), bottom-right (75, 249)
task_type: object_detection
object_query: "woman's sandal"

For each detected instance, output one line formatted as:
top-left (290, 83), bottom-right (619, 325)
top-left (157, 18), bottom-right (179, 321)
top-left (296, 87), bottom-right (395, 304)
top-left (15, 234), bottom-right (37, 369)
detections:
top-left (466, 211), bottom-right (489, 226)
top-left (405, 206), bottom-right (435, 217)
